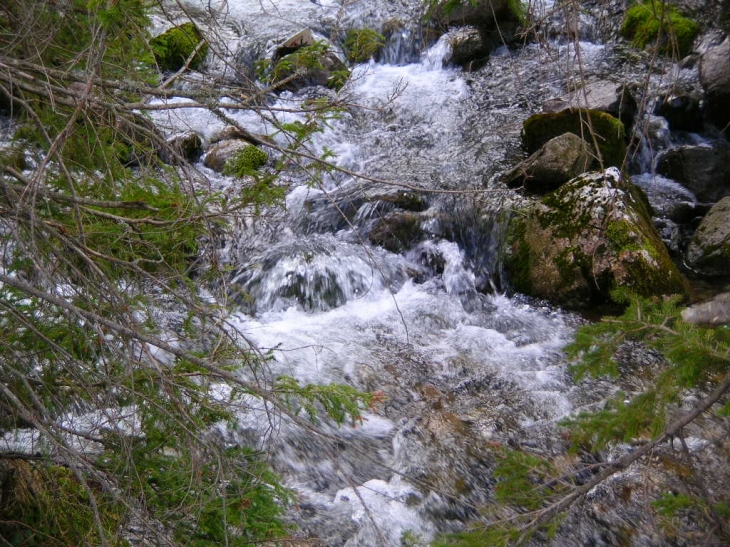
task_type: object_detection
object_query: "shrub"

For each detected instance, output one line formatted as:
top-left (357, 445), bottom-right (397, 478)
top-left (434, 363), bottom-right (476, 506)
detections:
top-left (343, 29), bottom-right (386, 63)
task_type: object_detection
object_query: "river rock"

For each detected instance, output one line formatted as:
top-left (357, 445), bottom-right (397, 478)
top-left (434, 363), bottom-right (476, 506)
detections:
top-left (522, 108), bottom-right (627, 168)
top-left (368, 212), bottom-right (424, 253)
top-left (160, 131), bottom-right (203, 164)
top-left (557, 81), bottom-right (638, 127)
top-left (505, 132), bottom-right (595, 193)
top-left (435, 0), bottom-right (513, 28)
top-left (681, 292), bottom-right (730, 324)
top-left (686, 196), bottom-right (730, 276)
top-left (656, 144), bottom-right (730, 202)
top-left (653, 92), bottom-right (704, 132)
top-left (270, 32), bottom-right (348, 92)
top-left (446, 27), bottom-right (487, 70)
top-left (699, 35), bottom-right (730, 134)
top-left (506, 168), bottom-right (687, 309)
top-left (431, 0), bottom-right (523, 53)
top-left (203, 139), bottom-right (251, 172)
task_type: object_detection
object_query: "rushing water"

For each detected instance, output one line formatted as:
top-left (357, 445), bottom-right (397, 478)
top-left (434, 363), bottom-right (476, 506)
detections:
top-left (140, 1), bottom-right (712, 544)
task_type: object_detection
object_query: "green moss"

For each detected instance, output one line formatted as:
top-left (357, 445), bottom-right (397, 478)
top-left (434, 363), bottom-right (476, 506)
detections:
top-left (150, 22), bottom-right (208, 72)
top-left (620, 1), bottom-right (700, 58)
top-left (522, 109), bottom-right (626, 168)
top-left (223, 145), bottom-right (269, 177)
top-left (343, 29), bottom-right (385, 63)
top-left (505, 216), bottom-right (533, 294)
top-left (272, 41), bottom-right (350, 90)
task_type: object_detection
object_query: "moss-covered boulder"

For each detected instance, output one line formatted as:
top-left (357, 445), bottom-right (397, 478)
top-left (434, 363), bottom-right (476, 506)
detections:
top-left (505, 132), bottom-right (595, 193)
top-left (522, 109), bottom-right (627, 168)
top-left (686, 197), bottom-right (730, 276)
top-left (428, 0), bottom-right (525, 56)
top-left (150, 22), bottom-right (208, 72)
top-left (620, 1), bottom-right (700, 58)
top-left (271, 41), bottom-right (349, 92)
top-left (505, 168), bottom-right (687, 309)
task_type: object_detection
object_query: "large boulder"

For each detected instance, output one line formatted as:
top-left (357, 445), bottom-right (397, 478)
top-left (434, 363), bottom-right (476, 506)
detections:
top-left (700, 35), bottom-right (730, 134)
top-left (505, 168), bottom-right (687, 309)
top-left (522, 109), bottom-right (627, 168)
top-left (656, 144), bottom-right (730, 202)
top-left (686, 196), bottom-right (730, 276)
top-left (505, 132), bottom-right (595, 193)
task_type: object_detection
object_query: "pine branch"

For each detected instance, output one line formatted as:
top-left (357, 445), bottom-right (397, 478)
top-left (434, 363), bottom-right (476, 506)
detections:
top-left (513, 371), bottom-right (730, 542)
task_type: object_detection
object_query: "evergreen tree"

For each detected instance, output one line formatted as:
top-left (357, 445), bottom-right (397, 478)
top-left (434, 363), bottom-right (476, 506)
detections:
top-left (0, 2), bottom-right (369, 545)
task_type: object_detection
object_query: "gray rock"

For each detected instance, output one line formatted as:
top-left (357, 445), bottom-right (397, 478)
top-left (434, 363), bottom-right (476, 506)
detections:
top-left (656, 144), bottom-right (730, 202)
top-left (653, 92), bottom-right (703, 132)
top-left (681, 292), bottom-right (730, 324)
top-left (505, 132), bottom-right (595, 193)
top-left (368, 212), bottom-right (424, 253)
top-left (506, 168), bottom-right (687, 309)
top-left (686, 196), bottom-right (730, 276)
top-left (446, 27), bottom-right (487, 70)
top-left (203, 139), bottom-right (251, 173)
top-left (700, 36), bottom-right (730, 134)
top-left (160, 131), bottom-right (203, 165)
top-left (545, 80), bottom-right (638, 127)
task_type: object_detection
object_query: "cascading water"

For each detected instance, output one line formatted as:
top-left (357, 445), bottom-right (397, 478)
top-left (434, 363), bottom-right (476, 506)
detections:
top-left (142, 0), bottom-right (716, 544)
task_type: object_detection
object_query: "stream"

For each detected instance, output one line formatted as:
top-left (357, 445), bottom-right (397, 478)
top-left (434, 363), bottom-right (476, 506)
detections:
top-left (143, 0), bottom-right (712, 544)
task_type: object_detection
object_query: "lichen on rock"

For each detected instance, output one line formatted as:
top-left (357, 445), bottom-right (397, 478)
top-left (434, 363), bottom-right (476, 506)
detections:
top-left (505, 168), bottom-right (687, 309)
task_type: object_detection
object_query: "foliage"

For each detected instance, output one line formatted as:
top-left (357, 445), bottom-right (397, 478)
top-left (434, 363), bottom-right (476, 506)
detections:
top-left (440, 291), bottom-right (730, 545)
top-left (343, 28), bottom-right (386, 63)
top-left (0, 461), bottom-right (125, 547)
top-left (621, 1), bottom-right (700, 58)
top-left (0, 2), bottom-right (373, 546)
top-left (274, 375), bottom-right (377, 425)
top-left (150, 22), bottom-right (208, 72)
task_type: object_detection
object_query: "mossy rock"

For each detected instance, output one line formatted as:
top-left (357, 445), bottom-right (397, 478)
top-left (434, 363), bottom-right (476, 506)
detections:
top-left (505, 168), bottom-right (687, 309)
top-left (150, 22), bottom-right (208, 72)
top-left (271, 41), bottom-right (349, 91)
top-left (620, 1), bottom-right (700, 58)
top-left (223, 144), bottom-right (269, 177)
top-left (368, 212), bottom-right (424, 253)
top-left (343, 28), bottom-right (385, 63)
top-left (522, 109), bottom-right (627, 169)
